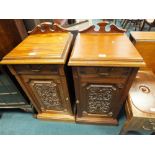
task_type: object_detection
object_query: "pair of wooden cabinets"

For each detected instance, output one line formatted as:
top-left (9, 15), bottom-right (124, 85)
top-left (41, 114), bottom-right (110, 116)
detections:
top-left (1, 22), bottom-right (145, 125)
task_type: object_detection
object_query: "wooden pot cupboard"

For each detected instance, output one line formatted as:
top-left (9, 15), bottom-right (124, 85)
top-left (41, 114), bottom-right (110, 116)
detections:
top-left (68, 22), bottom-right (145, 125)
top-left (2, 22), bottom-right (75, 122)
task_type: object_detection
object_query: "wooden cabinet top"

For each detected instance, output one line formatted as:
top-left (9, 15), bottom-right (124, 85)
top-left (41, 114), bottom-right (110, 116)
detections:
top-left (1, 23), bottom-right (73, 64)
top-left (68, 33), bottom-right (145, 67)
top-left (130, 32), bottom-right (155, 41)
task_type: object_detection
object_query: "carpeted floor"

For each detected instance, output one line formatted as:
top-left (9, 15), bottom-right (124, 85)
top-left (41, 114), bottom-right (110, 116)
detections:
top-left (0, 109), bottom-right (125, 135)
top-left (0, 19), bottom-right (154, 135)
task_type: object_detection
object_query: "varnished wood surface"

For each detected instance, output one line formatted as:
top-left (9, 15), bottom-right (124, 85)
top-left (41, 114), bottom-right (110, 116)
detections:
top-left (2, 23), bottom-right (76, 122)
top-left (120, 70), bottom-right (155, 134)
top-left (130, 31), bottom-right (155, 41)
top-left (76, 115), bottom-right (118, 125)
top-left (0, 19), bottom-right (27, 59)
top-left (36, 112), bottom-right (75, 122)
top-left (68, 33), bottom-right (145, 67)
top-left (129, 70), bottom-right (155, 115)
top-left (120, 100), bottom-right (155, 134)
top-left (28, 22), bottom-right (69, 34)
top-left (79, 21), bottom-right (126, 33)
top-left (130, 32), bottom-right (155, 73)
top-left (72, 66), bottom-right (138, 125)
top-left (1, 33), bottom-right (73, 64)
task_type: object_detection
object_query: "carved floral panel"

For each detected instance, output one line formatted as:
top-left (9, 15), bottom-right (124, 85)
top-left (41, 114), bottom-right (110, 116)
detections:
top-left (86, 84), bottom-right (117, 116)
top-left (30, 80), bottom-right (63, 111)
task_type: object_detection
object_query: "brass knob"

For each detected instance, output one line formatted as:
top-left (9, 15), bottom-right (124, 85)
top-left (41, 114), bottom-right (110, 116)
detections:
top-left (76, 100), bottom-right (79, 104)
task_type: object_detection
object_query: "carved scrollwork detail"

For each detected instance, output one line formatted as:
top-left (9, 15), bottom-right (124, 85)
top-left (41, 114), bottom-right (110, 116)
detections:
top-left (142, 119), bottom-right (155, 131)
top-left (80, 21), bottom-right (126, 33)
top-left (86, 84), bottom-right (116, 115)
top-left (31, 80), bottom-right (63, 111)
top-left (28, 22), bottom-right (68, 34)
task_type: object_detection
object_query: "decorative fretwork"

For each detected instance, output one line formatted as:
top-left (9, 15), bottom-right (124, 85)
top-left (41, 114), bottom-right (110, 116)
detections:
top-left (86, 84), bottom-right (117, 115)
top-left (32, 81), bottom-right (63, 111)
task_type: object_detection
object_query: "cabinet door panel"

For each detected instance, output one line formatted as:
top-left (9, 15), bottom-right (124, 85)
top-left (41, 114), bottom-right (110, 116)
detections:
top-left (21, 75), bottom-right (71, 113)
top-left (29, 80), bottom-right (64, 111)
top-left (78, 77), bottom-right (125, 118)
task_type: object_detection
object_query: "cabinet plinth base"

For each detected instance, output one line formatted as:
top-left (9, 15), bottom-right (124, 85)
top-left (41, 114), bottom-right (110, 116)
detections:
top-left (36, 112), bottom-right (75, 122)
top-left (76, 115), bottom-right (118, 125)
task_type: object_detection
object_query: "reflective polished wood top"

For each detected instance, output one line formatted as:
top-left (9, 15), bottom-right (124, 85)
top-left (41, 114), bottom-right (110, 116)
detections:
top-left (68, 33), bottom-right (145, 67)
top-left (130, 32), bottom-right (155, 41)
top-left (130, 31), bottom-right (155, 72)
top-left (1, 32), bottom-right (73, 64)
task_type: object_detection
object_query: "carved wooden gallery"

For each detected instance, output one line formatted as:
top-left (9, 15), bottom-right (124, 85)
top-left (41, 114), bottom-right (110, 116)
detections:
top-left (0, 19), bottom-right (155, 134)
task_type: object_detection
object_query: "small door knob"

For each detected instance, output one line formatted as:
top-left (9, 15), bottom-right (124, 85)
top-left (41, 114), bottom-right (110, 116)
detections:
top-left (76, 100), bottom-right (79, 104)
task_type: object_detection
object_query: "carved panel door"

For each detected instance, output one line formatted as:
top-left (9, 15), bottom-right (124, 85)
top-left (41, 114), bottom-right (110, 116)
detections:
top-left (21, 75), bottom-right (72, 114)
top-left (78, 77), bottom-right (125, 118)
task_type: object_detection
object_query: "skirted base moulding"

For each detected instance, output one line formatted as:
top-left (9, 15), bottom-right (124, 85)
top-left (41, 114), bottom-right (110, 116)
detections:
top-left (75, 115), bottom-right (118, 125)
top-left (35, 112), bottom-right (75, 122)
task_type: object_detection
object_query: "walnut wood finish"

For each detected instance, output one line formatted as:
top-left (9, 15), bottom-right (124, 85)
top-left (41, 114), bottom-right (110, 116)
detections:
top-left (120, 70), bottom-right (155, 134)
top-left (28, 22), bottom-right (68, 34)
top-left (0, 19), bottom-right (27, 59)
top-left (73, 66), bottom-right (138, 125)
top-left (79, 21), bottom-right (126, 33)
top-left (68, 22), bottom-right (144, 125)
top-left (130, 32), bottom-right (155, 73)
top-left (68, 31), bottom-right (145, 67)
top-left (2, 22), bottom-right (75, 122)
top-left (2, 33), bottom-right (73, 64)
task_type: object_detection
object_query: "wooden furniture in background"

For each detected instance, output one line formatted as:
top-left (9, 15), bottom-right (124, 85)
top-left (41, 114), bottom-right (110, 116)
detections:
top-left (0, 19), bottom-right (32, 112)
top-left (121, 31), bottom-right (155, 134)
top-left (68, 22), bottom-right (145, 125)
top-left (120, 71), bottom-right (155, 134)
top-left (2, 22), bottom-right (75, 122)
top-left (130, 32), bottom-right (155, 73)
top-left (0, 19), bottom-right (27, 59)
